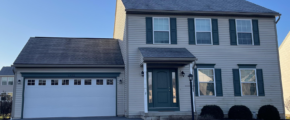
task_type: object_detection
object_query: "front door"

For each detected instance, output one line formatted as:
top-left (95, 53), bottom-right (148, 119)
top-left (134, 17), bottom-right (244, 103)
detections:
top-left (148, 69), bottom-right (179, 111)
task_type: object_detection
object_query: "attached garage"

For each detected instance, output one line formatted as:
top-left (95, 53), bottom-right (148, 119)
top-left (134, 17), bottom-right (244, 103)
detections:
top-left (23, 78), bottom-right (116, 118)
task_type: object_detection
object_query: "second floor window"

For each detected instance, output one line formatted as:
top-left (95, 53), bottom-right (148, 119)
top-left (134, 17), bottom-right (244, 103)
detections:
top-left (236, 19), bottom-right (253, 45)
top-left (153, 17), bottom-right (170, 44)
top-left (195, 18), bottom-right (212, 45)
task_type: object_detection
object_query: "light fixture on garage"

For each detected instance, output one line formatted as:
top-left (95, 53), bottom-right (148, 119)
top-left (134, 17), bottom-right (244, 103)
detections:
top-left (119, 79), bottom-right (123, 84)
top-left (181, 71), bottom-right (185, 77)
top-left (141, 71), bottom-right (144, 76)
top-left (18, 80), bottom-right (21, 84)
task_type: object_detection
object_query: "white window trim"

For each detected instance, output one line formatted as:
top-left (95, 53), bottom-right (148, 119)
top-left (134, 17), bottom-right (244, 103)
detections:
top-left (236, 19), bottom-right (254, 45)
top-left (197, 68), bottom-right (216, 96)
top-left (239, 68), bottom-right (259, 96)
top-left (195, 18), bottom-right (213, 45)
top-left (152, 17), bottom-right (171, 44)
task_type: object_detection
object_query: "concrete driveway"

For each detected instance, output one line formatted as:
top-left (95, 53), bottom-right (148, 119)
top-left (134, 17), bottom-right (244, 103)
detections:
top-left (20, 117), bottom-right (142, 120)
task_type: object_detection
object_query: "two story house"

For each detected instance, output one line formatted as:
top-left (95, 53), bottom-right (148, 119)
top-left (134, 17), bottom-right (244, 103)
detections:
top-left (280, 31), bottom-right (290, 117)
top-left (11, 0), bottom-right (283, 119)
top-left (0, 66), bottom-right (14, 100)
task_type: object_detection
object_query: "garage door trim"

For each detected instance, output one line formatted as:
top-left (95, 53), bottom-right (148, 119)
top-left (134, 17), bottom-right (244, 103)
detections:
top-left (20, 72), bottom-right (121, 119)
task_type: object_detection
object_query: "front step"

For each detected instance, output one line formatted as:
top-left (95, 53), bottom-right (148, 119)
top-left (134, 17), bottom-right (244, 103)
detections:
top-left (141, 111), bottom-right (197, 120)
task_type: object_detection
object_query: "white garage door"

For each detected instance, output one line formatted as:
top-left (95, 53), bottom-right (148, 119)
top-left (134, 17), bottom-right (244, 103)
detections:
top-left (23, 78), bottom-right (116, 118)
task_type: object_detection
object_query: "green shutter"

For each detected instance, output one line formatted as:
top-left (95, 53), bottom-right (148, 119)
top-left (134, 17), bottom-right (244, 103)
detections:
top-left (188, 18), bottom-right (195, 44)
top-left (257, 69), bottom-right (265, 96)
top-left (215, 69), bottom-right (223, 96)
top-left (146, 17), bottom-right (153, 44)
top-left (229, 19), bottom-right (237, 45)
top-left (212, 19), bottom-right (219, 45)
top-left (252, 19), bottom-right (260, 45)
top-left (170, 18), bottom-right (177, 44)
top-left (194, 69), bottom-right (198, 96)
top-left (233, 69), bottom-right (241, 96)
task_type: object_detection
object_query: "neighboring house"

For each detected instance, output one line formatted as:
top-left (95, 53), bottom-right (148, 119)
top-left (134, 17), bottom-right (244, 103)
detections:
top-left (280, 31), bottom-right (290, 117)
top-left (0, 66), bottom-right (14, 101)
top-left (11, 0), bottom-right (284, 119)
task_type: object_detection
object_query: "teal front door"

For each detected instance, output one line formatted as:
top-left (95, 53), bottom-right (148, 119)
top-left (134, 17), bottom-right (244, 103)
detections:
top-left (148, 69), bottom-right (179, 111)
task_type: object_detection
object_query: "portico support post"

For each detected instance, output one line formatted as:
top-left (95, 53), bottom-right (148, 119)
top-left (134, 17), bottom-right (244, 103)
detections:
top-left (143, 63), bottom-right (148, 113)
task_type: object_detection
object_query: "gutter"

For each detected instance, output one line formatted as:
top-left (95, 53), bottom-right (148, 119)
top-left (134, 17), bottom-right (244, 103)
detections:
top-left (275, 15), bottom-right (281, 24)
top-left (13, 64), bottom-right (125, 68)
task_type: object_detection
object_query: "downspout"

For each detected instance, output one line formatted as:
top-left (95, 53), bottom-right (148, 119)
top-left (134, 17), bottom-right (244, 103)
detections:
top-left (275, 15), bottom-right (281, 24)
top-left (192, 60), bottom-right (197, 113)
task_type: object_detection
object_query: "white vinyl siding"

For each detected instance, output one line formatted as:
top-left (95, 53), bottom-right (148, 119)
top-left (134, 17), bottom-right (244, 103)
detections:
top-left (153, 17), bottom-right (170, 44)
top-left (236, 19), bottom-right (254, 45)
top-left (127, 15), bottom-right (283, 116)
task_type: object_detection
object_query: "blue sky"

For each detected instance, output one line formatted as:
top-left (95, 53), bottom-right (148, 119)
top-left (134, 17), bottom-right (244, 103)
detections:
top-left (0, 0), bottom-right (289, 67)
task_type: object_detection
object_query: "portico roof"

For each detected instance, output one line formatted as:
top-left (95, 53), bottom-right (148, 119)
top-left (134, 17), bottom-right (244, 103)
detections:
top-left (139, 47), bottom-right (196, 67)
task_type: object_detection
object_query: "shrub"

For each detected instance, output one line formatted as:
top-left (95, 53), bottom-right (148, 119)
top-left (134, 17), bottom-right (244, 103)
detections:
top-left (228, 105), bottom-right (252, 119)
top-left (200, 105), bottom-right (224, 119)
top-left (258, 105), bottom-right (280, 120)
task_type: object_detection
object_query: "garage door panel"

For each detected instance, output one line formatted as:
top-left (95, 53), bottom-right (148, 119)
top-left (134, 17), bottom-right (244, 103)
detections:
top-left (23, 78), bottom-right (116, 118)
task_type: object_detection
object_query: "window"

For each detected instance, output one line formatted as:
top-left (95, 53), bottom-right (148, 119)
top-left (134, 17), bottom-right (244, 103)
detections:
top-left (38, 80), bottom-right (46, 85)
top-left (172, 72), bottom-right (177, 103)
top-left (2, 77), bottom-right (7, 85)
top-left (51, 80), bottom-right (58, 85)
top-left (195, 18), bottom-right (212, 44)
top-left (153, 17), bottom-right (170, 44)
top-left (240, 69), bottom-right (257, 96)
top-left (62, 80), bottom-right (69, 85)
top-left (28, 80), bottom-right (35, 85)
top-left (74, 79), bottom-right (81, 85)
top-left (85, 79), bottom-right (91, 85)
top-left (148, 72), bottom-right (153, 103)
top-left (236, 20), bottom-right (253, 45)
top-left (8, 77), bottom-right (13, 85)
top-left (197, 69), bottom-right (215, 96)
top-left (107, 79), bottom-right (113, 85)
top-left (97, 79), bottom-right (103, 85)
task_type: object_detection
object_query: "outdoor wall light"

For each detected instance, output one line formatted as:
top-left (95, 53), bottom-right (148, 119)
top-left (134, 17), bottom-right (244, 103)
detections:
top-left (18, 80), bottom-right (21, 84)
top-left (141, 71), bottom-right (144, 77)
top-left (119, 79), bottom-right (123, 84)
top-left (181, 71), bottom-right (185, 77)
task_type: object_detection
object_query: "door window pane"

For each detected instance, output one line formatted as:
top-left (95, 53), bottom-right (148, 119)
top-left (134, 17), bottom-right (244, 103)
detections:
top-left (97, 79), bottom-right (103, 85)
top-left (74, 79), bottom-right (81, 85)
top-left (62, 80), bottom-right (69, 85)
top-left (2, 77), bottom-right (7, 85)
top-left (51, 80), bottom-right (58, 85)
top-left (39, 80), bottom-right (46, 85)
top-left (148, 72), bottom-right (153, 103)
top-left (172, 72), bottom-right (177, 103)
top-left (107, 79), bottom-right (113, 85)
top-left (28, 80), bottom-right (35, 85)
top-left (85, 79), bottom-right (91, 85)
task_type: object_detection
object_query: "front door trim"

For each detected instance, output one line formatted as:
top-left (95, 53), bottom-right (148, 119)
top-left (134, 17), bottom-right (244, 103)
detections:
top-left (147, 68), bottom-right (180, 111)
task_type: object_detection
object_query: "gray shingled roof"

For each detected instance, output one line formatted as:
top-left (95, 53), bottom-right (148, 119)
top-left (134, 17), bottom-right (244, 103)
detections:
top-left (0, 67), bottom-right (14, 75)
top-left (14, 37), bottom-right (124, 65)
top-left (139, 47), bottom-right (195, 58)
top-left (122, 0), bottom-right (279, 15)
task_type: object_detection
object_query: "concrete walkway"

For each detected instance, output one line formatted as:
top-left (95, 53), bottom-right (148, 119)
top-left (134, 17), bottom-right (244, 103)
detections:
top-left (19, 117), bottom-right (142, 120)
